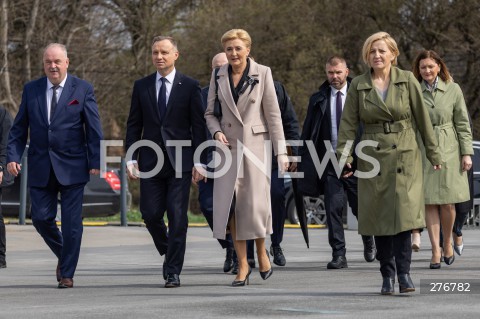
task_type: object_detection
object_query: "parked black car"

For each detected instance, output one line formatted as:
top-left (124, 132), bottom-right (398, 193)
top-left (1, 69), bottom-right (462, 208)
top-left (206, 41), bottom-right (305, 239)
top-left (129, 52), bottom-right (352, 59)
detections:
top-left (1, 168), bottom-right (131, 219)
top-left (286, 140), bottom-right (480, 225)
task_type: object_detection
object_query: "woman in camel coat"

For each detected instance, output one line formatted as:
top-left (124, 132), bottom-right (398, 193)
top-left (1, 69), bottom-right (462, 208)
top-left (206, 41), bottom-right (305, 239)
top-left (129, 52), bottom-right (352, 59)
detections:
top-left (205, 29), bottom-right (288, 286)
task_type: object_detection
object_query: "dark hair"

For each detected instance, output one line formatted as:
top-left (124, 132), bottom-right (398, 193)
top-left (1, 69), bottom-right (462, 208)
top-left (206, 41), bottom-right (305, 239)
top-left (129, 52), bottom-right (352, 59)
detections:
top-left (412, 50), bottom-right (451, 82)
top-left (326, 56), bottom-right (347, 67)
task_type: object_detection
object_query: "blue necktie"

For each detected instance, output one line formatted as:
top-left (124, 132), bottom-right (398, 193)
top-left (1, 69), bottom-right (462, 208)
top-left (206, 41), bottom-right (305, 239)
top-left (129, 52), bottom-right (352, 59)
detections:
top-left (158, 77), bottom-right (167, 121)
top-left (50, 85), bottom-right (59, 122)
top-left (336, 91), bottom-right (342, 131)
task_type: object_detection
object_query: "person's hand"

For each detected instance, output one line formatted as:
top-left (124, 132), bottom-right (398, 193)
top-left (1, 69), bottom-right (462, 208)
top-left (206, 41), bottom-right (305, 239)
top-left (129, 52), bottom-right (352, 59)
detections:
top-left (214, 131), bottom-right (230, 148)
top-left (89, 169), bottom-right (100, 175)
top-left (192, 166), bottom-right (207, 184)
top-left (277, 154), bottom-right (289, 174)
top-left (341, 163), bottom-right (354, 178)
top-left (0, 171), bottom-right (3, 184)
top-left (127, 162), bottom-right (140, 180)
top-left (7, 162), bottom-right (21, 177)
top-left (461, 155), bottom-right (472, 171)
top-left (288, 161), bottom-right (298, 172)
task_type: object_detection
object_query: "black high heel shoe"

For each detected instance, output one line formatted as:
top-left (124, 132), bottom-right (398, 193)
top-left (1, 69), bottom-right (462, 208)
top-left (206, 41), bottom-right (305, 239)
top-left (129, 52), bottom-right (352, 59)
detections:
top-left (429, 262), bottom-right (441, 269)
top-left (444, 244), bottom-right (455, 265)
top-left (259, 249), bottom-right (273, 280)
top-left (232, 267), bottom-right (252, 287)
top-left (260, 268), bottom-right (273, 280)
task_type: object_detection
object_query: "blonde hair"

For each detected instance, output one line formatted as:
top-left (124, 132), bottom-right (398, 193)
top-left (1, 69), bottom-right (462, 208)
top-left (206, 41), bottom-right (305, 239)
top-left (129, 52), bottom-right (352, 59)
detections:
top-left (221, 29), bottom-right (252, 49)
top-left (362, 32), bottom-right (399, 66)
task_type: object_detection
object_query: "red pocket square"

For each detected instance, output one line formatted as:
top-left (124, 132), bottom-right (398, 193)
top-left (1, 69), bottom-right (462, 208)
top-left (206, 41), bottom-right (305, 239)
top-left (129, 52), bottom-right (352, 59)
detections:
top-left (68, 99), bottom-right (79, 105)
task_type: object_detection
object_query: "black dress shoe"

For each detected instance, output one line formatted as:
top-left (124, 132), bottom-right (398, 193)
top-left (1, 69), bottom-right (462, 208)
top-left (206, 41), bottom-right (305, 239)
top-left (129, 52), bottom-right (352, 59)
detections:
top-left (0, 261), bottom-right (6, 269)
top-left (362, 236), bottom-right (376, 262)
top-left (398, 274), bottom-right (415, 293)
top-left (270, 245), bottom-right (286, 266)
top-left (223, 247), bottom-right (234, 273)
top-left (327, 256), bottom-right (348, 269)
top-left (165, 274), bottom-right (180, 288)
top-left (381, 277), bottom-right (395, 295)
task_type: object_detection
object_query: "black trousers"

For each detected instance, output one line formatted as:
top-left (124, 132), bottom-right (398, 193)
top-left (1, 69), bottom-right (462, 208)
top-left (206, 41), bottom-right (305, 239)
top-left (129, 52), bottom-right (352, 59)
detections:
top-left (0, 189), bottom-right (5, 263)
top-left (139, 155), bottom-right (191, 276)
top-left (246, 168), bottom-right (286, 258)
top-left (324, 166), bottom-right (359, 257)
top-left (374, 230), bottom-right (412, 278)
top-left (198, 177), bottom-right (233, 249)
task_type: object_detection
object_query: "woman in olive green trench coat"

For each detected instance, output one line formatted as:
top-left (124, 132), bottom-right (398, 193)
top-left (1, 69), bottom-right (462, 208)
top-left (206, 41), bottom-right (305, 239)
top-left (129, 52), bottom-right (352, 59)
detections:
top-left (336, 32), bottom-right (441, 295)
top-left (412, 50), bottom-right (473, 269)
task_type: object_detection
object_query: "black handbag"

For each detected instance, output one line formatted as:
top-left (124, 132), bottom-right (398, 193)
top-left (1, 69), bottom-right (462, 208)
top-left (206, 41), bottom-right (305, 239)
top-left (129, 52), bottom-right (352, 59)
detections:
top-left (213, 67), bottom-right (222, 119)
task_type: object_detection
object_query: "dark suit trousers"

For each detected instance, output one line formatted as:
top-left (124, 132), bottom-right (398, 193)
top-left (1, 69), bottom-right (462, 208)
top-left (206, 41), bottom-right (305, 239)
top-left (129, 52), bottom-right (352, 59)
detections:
top-left (324, 165), bottom-right (359, 257)
top-left (140, 157), bottom-right (191, 275)
top-left (374, 231), bottom-right (412, 278)
top-left (198, 178), bottom-right (232, 249)
top-left (270, 169), bottom-right (286, 246)
top-left (247, 169), bottom-right (287, 258)
top-left (30, 168), bottom-right (85, 279)
top-left (0, 190), bottom-right (5, 263)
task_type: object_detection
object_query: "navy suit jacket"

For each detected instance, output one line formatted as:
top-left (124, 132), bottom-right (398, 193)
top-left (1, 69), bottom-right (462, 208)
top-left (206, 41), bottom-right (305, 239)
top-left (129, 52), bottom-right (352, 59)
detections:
top-left (126, 71), bottom-right (207, 173)
top-left (7, 75), bottom-right (103, 187)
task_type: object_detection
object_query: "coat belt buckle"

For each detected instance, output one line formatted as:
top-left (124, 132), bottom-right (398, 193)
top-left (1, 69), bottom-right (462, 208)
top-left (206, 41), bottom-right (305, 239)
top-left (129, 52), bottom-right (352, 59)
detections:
top-left (383, 122), bottom-right (391, 134)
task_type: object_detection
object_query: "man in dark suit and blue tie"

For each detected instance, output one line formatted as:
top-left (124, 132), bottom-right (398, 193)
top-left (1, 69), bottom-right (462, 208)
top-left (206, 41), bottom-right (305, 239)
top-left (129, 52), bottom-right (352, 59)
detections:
top-left (300, 56), bottom-right (375, 269)
top-left (7, 43), bottom-right (103, 288)
top-left (125, 36), bottom-right (207, 288)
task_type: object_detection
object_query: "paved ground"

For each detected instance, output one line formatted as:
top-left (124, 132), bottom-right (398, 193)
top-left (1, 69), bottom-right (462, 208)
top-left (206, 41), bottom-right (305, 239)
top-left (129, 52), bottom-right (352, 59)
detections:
top-left (1, 224), bottom-right (479, 319)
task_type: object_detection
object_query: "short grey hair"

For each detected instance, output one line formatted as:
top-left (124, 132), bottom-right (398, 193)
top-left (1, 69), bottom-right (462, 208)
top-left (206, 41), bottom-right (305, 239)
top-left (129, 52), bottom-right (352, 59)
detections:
top-left (43, 43), bottom-right (68, 58)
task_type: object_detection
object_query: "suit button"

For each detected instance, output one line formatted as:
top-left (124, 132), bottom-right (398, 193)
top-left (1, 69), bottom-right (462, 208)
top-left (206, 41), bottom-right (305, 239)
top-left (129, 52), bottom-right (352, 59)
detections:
top-left (250, 99), bottom-right (255, 103)
top-left (397, 168), bottom-right (402, 173)
top-left (392, 144), bottom-right (397, 149)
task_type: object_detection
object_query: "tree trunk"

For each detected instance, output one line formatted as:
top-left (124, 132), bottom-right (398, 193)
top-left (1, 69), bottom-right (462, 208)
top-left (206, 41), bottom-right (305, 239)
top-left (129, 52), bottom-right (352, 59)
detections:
top-left (0, 0), bottom-right (17, 112)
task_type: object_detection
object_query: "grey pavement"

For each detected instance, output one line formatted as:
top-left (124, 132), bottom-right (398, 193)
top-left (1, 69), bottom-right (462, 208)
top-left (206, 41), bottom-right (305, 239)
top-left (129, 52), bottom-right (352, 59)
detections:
top-left (1, 224), bottom-right (480, 319)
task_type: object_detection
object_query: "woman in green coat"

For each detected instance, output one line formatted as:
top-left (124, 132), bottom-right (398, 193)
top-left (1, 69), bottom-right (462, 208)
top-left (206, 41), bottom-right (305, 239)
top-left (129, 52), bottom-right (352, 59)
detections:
top-left (337, 32), bottom-right (442, 295)
top-left (412, 50), bottom-right (473, 269)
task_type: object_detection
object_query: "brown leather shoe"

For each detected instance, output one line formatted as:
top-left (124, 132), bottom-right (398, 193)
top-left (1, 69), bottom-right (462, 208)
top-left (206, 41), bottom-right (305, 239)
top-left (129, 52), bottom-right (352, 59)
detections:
top-left (58, 278), bottom-right (74, 288)
top-left (56, 262), bottom-right (61, 282)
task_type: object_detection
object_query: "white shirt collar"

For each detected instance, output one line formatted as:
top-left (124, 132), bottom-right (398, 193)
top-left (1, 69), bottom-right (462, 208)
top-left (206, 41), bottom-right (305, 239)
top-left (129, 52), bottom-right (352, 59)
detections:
top-left (331, 84), bottom-right (347, 97)
top-left (156, 68), bottom-right (176, 83)
top-left (47, 74), bottom-right (68, 89)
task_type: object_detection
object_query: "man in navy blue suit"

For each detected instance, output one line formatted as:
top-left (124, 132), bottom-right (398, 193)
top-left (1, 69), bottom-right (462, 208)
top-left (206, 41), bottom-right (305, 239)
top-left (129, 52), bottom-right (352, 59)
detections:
top-left (125, 36), bottom-right (206, 288)
top-left (7, 43), bottom-right (103, 288)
